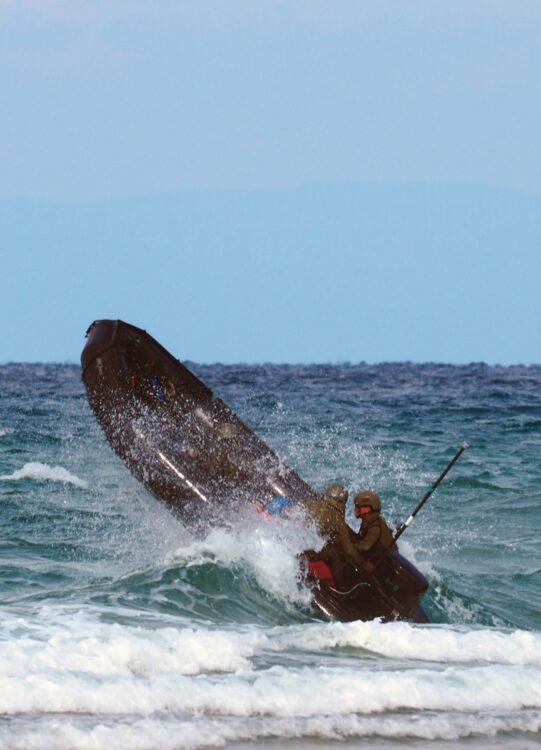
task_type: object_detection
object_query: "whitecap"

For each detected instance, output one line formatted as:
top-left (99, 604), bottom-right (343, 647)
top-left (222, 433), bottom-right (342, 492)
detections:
top-left (170, 510), bottom-right (319, 606)
top-left (0, 659), bottom-right (540, 716)
top-left (1, 712), bottom-right (540, 750)
top-left (0, 611), bottom-right (540, 718)
top-left (0, 621), bottom-right (258, 679)
top-left (268, 619), bottom-right (541, 666)
top-left (0, 462), bottom-right (88, 489)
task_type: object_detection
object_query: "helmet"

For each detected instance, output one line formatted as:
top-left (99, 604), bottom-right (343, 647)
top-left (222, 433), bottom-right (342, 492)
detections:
top-left (324, 483), bottom-right (348, 504)
top-left (354, 490), bottom-right (381, 513)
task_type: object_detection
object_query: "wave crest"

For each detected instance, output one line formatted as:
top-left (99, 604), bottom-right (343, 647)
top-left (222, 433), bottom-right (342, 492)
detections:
top-left (0, 462), bottom-right (88, 489)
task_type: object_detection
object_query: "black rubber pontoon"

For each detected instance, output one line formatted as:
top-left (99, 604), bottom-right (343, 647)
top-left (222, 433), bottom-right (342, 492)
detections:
top-left (81, 319), bottom-right (318, 523)
top-left (81, 319), bottom-right (429, 623)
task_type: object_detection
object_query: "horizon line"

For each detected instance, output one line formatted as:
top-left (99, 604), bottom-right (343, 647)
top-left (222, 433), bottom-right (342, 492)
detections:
top-left (1, 359), bottom-right (539, 369)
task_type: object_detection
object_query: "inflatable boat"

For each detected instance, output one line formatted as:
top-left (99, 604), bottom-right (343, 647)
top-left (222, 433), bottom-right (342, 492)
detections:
top-left (81, 319), bottom-right (429, 623)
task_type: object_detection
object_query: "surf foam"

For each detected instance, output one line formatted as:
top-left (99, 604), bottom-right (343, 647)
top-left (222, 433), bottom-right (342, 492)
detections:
top-left (0, 660), bottom-right (540, 716)
top-left (0, 462), bottom-right (88, 488)
top-left (1, 611), bottom-right (540, 718)
top-left (0, 622), bottom-right (257, 679)
top-left (170, 512), bottom-right (319, 606)
top-left (269, 619), bottom-right (541, 666)
top-left (1, 712), bottom-right (540, 750)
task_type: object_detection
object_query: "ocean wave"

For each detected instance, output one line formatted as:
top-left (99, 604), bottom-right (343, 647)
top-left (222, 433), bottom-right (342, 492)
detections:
top-left (170, 514), bottom-right (319, 607)
top-left (272, 619), bottom-right (541, 666)
top-left (1, 712), bottom-right (540, 750)
top-left (0, 462), bottom-right (88, 489)
top-left (0, 613), bottom-right (258, 678)
top-left (0, 660), bottom-right (539, 716)
top-left (1, 613), bottom-right (540, 719)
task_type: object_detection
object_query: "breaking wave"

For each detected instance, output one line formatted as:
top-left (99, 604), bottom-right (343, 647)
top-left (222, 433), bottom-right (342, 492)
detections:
top-left (1, 713), bottom-right (540, 750)
top-left (0, 461), bottom-right (88, 488)
top-left (1, 610), bottom-right (540, 716)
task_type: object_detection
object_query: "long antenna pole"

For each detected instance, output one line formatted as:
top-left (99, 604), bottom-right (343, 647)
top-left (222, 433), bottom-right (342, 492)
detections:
top-left (394, 442), bottom-right (469, 542)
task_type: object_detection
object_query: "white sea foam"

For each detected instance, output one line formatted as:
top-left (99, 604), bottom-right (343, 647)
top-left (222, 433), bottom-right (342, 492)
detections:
top-left (171, 512), bottom-right (319, 605)
top-left (1, 712), bottom-right (540, 750)
top-left (270, 619), bottom-right (541, 666)
top-left (0, 658), bottom-right (540, 717)
top-left (0, 612), bottom-right (540, 719)
top-left (0, 621), bottom-right (257, 679)
top-left (0, 461), bottom-right (88, 488)
top-left (4, 612), bottom-right (540, 685)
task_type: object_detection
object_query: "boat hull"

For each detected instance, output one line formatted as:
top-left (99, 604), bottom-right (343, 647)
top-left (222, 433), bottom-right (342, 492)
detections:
top-left (312, 552), bottom-right (429, 622)
top-left (81, 319), bottom-right (318, 526)
top-left (81, 319), bottom-right (430, 622)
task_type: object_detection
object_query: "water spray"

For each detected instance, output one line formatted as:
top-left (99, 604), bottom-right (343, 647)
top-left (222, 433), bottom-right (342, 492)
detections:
top-left (394, 442), bottom-right (469, 542)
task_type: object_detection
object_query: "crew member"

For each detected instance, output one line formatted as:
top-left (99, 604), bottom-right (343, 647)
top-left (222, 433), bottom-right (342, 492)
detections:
top-left (303, 483), bottom-right (365, 589)
top-left (353, 490), bottom-right (398, 565)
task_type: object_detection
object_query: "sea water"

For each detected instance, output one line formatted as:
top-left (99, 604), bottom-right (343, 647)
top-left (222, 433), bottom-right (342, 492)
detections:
top-left (0, 362), bottom-right (540, 749)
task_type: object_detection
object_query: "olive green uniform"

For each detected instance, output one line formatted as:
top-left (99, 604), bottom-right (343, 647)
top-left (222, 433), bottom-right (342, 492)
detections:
top-left (304, 497), bottom-right (364, 588)
top-left (356, 513), bottom-right (398, 560)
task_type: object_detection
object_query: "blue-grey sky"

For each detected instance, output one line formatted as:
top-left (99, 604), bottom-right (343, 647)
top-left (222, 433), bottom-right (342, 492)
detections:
top-left (1, 2), bottom-right (540, 363)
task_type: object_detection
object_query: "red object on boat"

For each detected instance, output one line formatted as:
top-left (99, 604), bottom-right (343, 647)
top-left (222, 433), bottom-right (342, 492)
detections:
top-left (308, 560), bottom-right (335, 586)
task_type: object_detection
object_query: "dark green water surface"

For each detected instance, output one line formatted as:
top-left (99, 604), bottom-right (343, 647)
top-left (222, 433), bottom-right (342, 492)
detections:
top-left (0, 363), bottom-right (539, 749)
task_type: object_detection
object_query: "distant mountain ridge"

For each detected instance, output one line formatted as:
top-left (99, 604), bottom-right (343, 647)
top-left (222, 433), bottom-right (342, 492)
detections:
top-left (1, 183), bottom-right (539, 364)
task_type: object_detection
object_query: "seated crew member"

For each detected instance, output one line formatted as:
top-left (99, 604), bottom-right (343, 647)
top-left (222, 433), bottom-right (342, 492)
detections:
top-left (353, 490), bottom-right (398, 565)
top-left (303, 484), bottom-right (365, 589)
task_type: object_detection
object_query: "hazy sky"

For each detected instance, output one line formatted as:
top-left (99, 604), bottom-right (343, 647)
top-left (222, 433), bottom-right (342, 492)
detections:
top-left (1, 2), bottom-right (540, 363)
